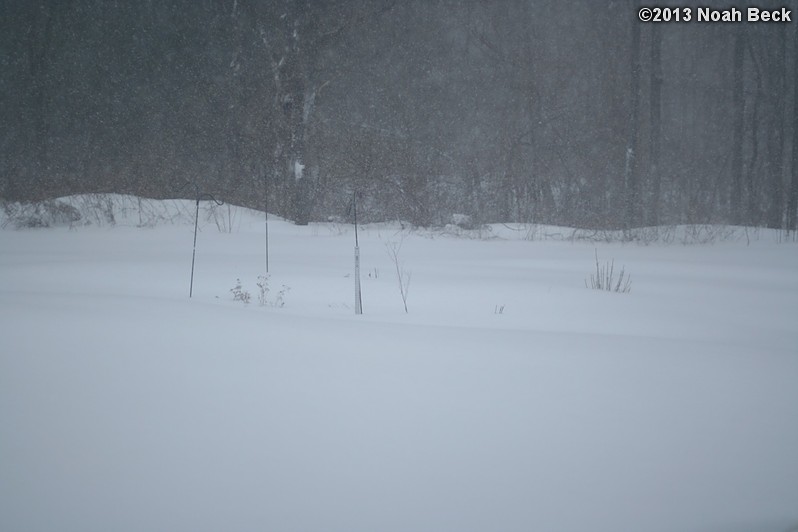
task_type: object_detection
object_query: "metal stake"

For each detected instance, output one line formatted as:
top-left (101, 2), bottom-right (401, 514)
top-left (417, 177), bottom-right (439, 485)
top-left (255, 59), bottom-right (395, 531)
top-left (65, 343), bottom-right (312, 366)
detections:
top-left (264, 173), bottom-right (270, 274)
top-left (354, 191), bottom-right (362, 315)
top-left (188, 190), bottom-right (223, 298)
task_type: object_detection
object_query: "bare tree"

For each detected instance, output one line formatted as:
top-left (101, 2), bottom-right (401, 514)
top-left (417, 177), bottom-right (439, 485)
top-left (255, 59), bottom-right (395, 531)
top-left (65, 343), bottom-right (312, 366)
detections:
top-left (256, 0), bottom-right (395, 225)
top-left (624, 0), bottom-right (642, 230)
top-left (790, 15), bottom-right (798, 233)
top-left (648, 23), bottom-right (663, 226)
top-left (764, 24), bottom-right (787, 229)
top-left (731, 27), bottom-right (745, 224)
top-left (385, 239), bottom-right (411, 313)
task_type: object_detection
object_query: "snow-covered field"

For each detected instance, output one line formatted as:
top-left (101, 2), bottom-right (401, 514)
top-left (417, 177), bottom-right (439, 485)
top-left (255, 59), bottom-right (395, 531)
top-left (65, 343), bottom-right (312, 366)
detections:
top-left (1, 198), bottom-right (797, 532)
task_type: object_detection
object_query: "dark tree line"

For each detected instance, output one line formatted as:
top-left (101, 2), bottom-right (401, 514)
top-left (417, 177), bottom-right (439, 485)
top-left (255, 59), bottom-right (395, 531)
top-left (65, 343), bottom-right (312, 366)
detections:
top-left (1, 0), bottom-right (796, 230)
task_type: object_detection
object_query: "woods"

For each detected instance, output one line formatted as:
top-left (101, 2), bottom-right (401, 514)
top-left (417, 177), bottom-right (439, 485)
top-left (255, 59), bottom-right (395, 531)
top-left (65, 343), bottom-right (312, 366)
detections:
top-left (1, 0), bottom-right (796, 230)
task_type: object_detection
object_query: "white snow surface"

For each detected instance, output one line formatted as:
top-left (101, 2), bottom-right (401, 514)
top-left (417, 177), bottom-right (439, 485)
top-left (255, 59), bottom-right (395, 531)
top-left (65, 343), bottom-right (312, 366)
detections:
top-left (1, 198), bottom-right (797, 532)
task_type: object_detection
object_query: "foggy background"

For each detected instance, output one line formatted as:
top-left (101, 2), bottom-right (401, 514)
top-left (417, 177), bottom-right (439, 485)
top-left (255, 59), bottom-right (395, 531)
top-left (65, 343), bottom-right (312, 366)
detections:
top-left (1, 0), bottom-right (796, 229)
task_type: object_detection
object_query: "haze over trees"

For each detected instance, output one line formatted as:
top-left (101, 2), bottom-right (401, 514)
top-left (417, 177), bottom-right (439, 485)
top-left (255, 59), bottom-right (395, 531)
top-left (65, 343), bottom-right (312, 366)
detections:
top-left (1, 0), bottom-right (796, 229)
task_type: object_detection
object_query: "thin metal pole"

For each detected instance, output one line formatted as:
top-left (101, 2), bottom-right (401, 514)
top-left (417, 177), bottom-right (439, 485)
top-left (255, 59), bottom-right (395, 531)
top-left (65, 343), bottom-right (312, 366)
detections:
top-left (354, 191), bottom-right (362, 315)
top-left (188, 190), bottom-right (222, 298)
top-left (265, 174), bottom-right (269, 274)
top-left (189, 198), bottom-right (200, 298)
top-left (354, 191), bottom-right (359, 247)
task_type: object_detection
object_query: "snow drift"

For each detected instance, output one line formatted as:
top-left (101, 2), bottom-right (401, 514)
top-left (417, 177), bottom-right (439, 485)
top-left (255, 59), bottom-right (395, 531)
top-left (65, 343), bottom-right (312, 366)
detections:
top-left (1, 196), bottom-right (797, 532)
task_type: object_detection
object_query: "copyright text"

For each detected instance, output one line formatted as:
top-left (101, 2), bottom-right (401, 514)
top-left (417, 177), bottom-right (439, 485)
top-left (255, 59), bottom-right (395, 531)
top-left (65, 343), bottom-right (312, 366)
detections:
top-left (638, 7), bottom-right (792, 23)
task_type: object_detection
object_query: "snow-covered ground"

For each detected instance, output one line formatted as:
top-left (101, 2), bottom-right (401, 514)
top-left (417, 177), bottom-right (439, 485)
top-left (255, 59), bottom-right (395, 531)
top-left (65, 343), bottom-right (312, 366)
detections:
top-left (1, 198), bottom-right (797, 532)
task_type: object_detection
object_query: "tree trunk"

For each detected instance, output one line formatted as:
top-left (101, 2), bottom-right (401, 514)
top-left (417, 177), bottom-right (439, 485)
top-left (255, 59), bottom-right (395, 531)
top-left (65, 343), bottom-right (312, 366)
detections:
top-left (27, 4), bottom-right (54, 198)
top-left (789, 17), bottom-right (798, 232)
top-left (281, 1), bottom-right (313, 225)
top-left (624, 1), bottom-right (641, 229)
top-left (747, 94), bottom-right (761, 225)
top-left (765, 26), bottom-right (786, 229)
top-left (730, 28), bottom-right (745, 225)
top-left (648, 24), bottom-right (662, 226)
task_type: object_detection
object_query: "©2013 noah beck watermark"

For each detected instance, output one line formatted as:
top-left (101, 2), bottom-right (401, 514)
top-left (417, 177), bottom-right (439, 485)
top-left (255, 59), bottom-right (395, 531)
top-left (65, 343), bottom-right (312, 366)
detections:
top-left (638, 6), bottom-right (792, 23)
